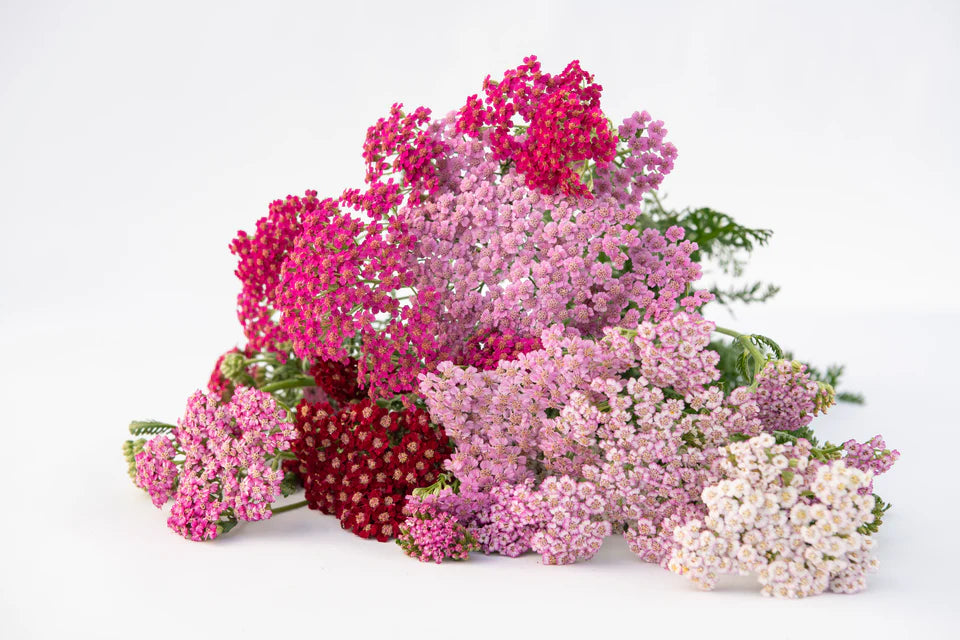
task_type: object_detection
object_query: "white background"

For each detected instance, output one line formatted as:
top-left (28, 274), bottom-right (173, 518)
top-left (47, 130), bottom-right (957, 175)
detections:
top-left (1, 1), bottom-right (958, 638)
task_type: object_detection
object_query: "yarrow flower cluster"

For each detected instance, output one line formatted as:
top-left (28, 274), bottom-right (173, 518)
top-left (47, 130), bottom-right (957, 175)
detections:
top-left (131, 387), bottom-right (297, 541)
top-left (669, 434), bottom-right (881, 598)
top-left (529, 476), bottom-right (610, 565)
top-left (125, 56), bottom-right (897, 600)
top-left (753, 360), bottom-right (823, 432)
top-left (457, 56), bottom-right (618, 198)
top-left (397, 501), bottom-right (479, 563)
top-left (843, 435), bottom-right (900, 491)
top-left (230, 191), bottom-right (320, 355)
top-left (293, 399), bottom-right (451, 541)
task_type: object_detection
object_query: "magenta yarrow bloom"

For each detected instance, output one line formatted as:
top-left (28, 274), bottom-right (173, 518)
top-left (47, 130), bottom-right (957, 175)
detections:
top-left (396, 502), bottom-right (479, 563)
top-left (134, 436), bottom-right (178, 508)
top-left (230, 191), bottom-right (320, 356)
top-left (274, 184), bottom-right (446, 400)
top-left (166, 386), bottom-right (296, 541)
top-left (457, 56), bottom-right (618, 198)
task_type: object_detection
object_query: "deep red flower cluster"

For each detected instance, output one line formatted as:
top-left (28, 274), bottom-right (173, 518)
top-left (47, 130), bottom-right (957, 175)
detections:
top-left (457, 329), bottom-right (543, 371)
top-left (294, 399), bottom-right (451, 541)
top-left (362, 103), bottom-right (447, 203)
top-left (310, 357), bottom-right (363, 405)
top-left (457, 55), bottom-right (617, 198)
top-left (230, 190), bottom-right (321, 355)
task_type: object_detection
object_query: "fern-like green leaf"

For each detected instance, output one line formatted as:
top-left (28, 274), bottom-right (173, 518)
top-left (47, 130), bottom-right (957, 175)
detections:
top-left (752, 334), bottom-right (784, 359)
top-left (129, 420), bottom-right (176, 436)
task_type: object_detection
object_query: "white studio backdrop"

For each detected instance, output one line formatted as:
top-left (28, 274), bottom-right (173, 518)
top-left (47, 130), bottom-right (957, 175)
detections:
top-left (1, 1), bottom-right (958, 638)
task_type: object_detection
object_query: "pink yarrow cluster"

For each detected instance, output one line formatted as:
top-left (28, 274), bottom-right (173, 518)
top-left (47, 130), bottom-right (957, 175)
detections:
top-left (419, 312), bottom-right (725, 497)
top-left (150, 387), bottom-right (297, 541)
top-left (402, 115), bottom-right (709, 340)
top-left (594, 110), bottom-right (678, 208)
top-left (843, 435), bottom-right (900, 492)
top-left (401, 476), bottom-right (610, 565)
top-left (134, 436), bottom-right (178, 508)
top-left (419, 324), bottom-right (638, 494)
top-left (530, 476), bottom-right (610, 565)
top-left (754, 360), bottom-right (824, 432)
top-left (396, 501), bottom-right (479, 563)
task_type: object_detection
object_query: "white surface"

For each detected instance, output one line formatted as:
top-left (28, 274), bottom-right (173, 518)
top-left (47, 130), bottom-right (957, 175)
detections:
top-left (1, 1), bottom-right (958, 638)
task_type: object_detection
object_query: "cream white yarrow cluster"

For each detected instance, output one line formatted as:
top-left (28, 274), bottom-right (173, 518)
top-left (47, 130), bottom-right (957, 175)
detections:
top-left (668, 433), bottom-right (879, 598)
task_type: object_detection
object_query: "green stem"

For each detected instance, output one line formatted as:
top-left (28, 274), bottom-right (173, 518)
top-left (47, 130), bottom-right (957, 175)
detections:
top-left (714, 325), bottom-right (769, 379)
top-left (260, 377), bottom-right (316, 393)
top-left (271, 499), bottom-right (308, 514)
top-left (273, 397), bottom-right (294, 416)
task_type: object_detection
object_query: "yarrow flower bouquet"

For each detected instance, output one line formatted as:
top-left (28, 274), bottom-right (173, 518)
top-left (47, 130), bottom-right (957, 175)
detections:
top-left (122, 56), bottom-right (899, 598)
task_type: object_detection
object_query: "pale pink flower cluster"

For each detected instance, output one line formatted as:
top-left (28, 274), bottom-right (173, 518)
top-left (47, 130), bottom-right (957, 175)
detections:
top-left (167, 387), bottom-right (297, 540)
top-left (420, 312), bottom-right (726, 497)
top-left (419, 324), bottom-right (637, 493)
top-left (575, 374), bottom-right (762, 566)
top-left (530, 476), bottom-right (610, 565)
top-left (668, 434), bottom-right (880, 598)
top-left (403, 114), bottom-right (711, 340)
top-left (628, 309), bottom-right (721, 395)
top-left (472, 480), bottom-right (544, 557)
top-left (754, 360), bottom-right (823, 432)
top-left (594, 110), bottom-right (679, 207)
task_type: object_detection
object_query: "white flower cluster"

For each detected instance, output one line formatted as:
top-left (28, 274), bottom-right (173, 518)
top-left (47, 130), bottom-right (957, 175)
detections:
top-left (667, 434), bottom-right (879, 598)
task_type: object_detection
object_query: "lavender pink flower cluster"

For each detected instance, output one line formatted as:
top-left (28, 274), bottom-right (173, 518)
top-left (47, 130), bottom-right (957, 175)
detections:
top-left (124, 56), bottom-right (899, 599)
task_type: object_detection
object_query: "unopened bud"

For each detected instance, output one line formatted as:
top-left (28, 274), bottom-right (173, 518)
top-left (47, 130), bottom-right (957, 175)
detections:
top-left (220, 352), bottom-right (247, 381)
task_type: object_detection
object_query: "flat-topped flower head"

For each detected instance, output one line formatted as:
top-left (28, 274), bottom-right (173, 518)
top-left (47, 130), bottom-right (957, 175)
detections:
top-left (166, 386), bottom-right (296, 541)
top-left (754, 360), bottom-right (825, 432)
top-left (230, 191), bottom-right (321, 356)
top-left (457, 56), bottom-right (618, 198)
top-left (668, 435), bottom-right (882, 598)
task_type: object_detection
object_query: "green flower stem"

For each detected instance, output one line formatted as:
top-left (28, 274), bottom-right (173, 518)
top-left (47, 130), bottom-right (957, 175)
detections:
top-left (271, 499), bottom-right (308, 514)
top-left (714, 325), bottom-right (768, 378)
top-left (273, 397), bottom-right (295, 416)
top-left (259, 376), bottom-right (316, 393)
